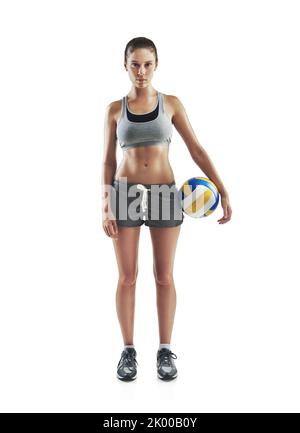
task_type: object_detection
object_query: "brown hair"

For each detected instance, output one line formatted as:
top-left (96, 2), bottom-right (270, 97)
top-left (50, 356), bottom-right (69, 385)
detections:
top-left (124, 37), bottom-right (158, 66)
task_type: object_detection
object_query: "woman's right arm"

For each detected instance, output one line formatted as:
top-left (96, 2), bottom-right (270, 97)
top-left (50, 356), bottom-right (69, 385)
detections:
top-left (102, 102), bottom-right (119, 240)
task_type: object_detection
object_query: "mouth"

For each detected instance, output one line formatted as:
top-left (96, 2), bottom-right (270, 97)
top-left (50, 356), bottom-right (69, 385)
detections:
top-left (137, 79), bottom-right (146, 82)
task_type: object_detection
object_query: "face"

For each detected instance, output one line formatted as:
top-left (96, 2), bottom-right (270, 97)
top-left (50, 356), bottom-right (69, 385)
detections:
top-left (125, 48), bottom-right (157, 87)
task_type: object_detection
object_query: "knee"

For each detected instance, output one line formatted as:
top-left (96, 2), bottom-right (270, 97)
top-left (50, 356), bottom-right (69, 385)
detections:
top-left (118, 269), bottom-right (138, 289)
top-left (153, 267), bottom-right (173, 287)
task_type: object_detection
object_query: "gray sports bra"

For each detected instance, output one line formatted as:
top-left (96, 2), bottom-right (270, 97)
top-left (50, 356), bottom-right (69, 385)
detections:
top-left (116, 91), bottom-right (173, 151)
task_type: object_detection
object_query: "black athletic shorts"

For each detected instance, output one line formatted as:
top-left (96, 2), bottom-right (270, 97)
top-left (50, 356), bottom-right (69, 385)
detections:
top-left (110, 178), bottom-right (184, 228)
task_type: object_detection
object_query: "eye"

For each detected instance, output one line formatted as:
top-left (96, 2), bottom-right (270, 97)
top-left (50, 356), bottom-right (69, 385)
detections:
top-left (131, 63), bottom-right (152, 67)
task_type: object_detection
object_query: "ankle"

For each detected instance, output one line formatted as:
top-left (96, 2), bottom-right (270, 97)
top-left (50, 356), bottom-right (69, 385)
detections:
top-left (158, 343), bottom-right (171, 351)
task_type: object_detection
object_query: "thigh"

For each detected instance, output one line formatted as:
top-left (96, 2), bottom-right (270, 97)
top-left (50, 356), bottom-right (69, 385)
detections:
top-left (113, 179), bottom-right (144, 227)
top-left (149, 226), bottom-right (181, 276)
top-left (112, 226), bottom-right (141, 276)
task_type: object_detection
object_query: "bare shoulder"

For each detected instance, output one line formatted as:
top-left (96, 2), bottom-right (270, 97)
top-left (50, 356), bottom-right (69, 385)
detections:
top-left (162, 94), bottom-right (184, 122)
top-left (105, 99), bottom-right (123, 124)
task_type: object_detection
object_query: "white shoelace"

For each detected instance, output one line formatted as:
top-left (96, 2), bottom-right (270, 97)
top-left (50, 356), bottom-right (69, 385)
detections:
top-left (136, 184), bottom-right (150, 213)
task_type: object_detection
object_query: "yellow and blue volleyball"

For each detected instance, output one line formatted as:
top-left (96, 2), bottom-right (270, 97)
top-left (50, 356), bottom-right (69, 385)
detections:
top-left (179, 176), bottom-right (220, 218)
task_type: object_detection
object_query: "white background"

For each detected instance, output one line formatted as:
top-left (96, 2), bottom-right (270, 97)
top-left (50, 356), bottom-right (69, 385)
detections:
top-left (0, 0), bottom-right (299, 413)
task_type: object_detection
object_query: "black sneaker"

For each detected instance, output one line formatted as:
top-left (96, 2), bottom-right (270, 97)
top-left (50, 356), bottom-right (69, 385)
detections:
top-left (116, 347), bottom-right (138, 381)
top-left (157, 348), bottom-right (178, 381)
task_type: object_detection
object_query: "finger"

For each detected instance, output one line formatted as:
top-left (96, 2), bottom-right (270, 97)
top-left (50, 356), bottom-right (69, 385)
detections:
top-left (109, 221), bottom-right (115, 234)
top-left (111, 223), bottom-right (119, 240)
top-left (112, 221), bottom-right (119, 235)
top-left (103, 225), bottom-right (110, 237)
top-left (218, 215), bottom-right (228, 223)
top-left (106, 224), bottom-right (114, 237)
top-left (109, 222), bottom-right (119, 240)
top-left (219, 214), bottom-right (231, 223)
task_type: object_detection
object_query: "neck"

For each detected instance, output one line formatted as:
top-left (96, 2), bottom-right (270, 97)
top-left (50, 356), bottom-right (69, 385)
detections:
top-left (129, 85), bottom-right (157, 100)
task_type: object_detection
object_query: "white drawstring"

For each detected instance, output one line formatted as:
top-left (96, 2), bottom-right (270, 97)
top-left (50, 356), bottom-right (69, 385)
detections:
top-left (136, 184), bottom-right (149, 213)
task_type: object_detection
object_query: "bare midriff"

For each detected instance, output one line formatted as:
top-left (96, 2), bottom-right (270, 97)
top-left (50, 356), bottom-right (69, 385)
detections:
top-left (114, 143), bottom-right (175, 184)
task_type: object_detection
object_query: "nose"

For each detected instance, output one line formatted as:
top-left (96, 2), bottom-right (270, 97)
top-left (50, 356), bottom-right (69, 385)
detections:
top-left (138, 66), bottom-right (146, 76)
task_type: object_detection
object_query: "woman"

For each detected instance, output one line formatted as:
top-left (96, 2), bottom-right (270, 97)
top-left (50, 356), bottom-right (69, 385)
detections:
top-left (102, 37), bottom-right (232, 382)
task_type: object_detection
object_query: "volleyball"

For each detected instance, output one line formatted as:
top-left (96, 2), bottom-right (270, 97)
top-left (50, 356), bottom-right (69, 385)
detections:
top-left (179, 176), bottom-right (220, 218)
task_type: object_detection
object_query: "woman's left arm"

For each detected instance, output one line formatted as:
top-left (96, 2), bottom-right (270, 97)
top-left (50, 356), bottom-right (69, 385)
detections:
top-left (170, 95), bottom-right (232, 224)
